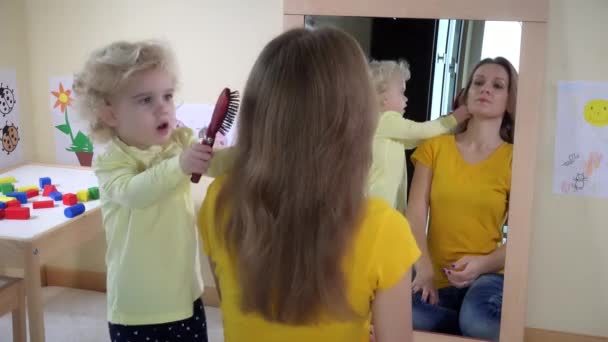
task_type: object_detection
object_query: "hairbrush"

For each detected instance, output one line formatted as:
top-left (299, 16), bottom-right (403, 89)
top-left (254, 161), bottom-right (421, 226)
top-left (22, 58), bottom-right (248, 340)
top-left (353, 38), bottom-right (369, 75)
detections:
top-left (190, 88), bottom-right (239, 183)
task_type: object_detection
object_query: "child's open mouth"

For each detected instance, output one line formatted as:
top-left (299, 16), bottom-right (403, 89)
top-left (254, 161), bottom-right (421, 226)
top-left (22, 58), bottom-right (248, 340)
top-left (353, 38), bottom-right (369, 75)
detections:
top-left (157, 122), bottom-right (170, 134)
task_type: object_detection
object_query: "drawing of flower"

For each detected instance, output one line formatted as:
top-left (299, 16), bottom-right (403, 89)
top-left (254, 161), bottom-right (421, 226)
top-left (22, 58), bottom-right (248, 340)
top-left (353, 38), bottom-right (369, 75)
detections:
top-left (51, 83), bottom-right (73, 113)
top-left (51, 82), bottom-right (94, 166)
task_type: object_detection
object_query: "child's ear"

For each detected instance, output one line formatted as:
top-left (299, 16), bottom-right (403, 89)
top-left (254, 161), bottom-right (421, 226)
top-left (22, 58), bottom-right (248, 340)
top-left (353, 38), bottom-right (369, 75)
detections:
top-left (99, 100), bottom-right (119, 127)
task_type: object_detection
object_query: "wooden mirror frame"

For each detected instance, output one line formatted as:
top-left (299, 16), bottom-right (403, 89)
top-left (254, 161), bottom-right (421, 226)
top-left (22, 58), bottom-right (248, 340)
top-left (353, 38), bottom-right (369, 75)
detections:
top-left (283, 1), bottom-right (549, 341)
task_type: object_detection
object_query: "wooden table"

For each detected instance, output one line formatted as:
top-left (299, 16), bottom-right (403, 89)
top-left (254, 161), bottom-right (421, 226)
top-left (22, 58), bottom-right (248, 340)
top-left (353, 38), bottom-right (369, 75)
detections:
top-left (0, 163), bottom-right (102, 342)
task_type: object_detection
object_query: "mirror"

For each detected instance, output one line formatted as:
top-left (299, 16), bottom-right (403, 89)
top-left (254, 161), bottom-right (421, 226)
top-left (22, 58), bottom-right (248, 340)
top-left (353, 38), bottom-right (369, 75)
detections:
top-left (307, 15), bottom-right (522, 341)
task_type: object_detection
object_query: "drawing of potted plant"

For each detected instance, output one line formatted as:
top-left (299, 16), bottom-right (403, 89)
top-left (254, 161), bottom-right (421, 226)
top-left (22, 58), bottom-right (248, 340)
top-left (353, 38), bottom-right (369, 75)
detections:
top-left (51, 82), bottom-right (94, 166)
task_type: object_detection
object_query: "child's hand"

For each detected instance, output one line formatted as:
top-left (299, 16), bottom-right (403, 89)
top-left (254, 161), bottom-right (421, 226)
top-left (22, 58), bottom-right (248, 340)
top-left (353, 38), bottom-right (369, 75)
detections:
top-left (452, 104), bottom-right (471, 123)
top-left (180, 143), bottom-right (213, 175)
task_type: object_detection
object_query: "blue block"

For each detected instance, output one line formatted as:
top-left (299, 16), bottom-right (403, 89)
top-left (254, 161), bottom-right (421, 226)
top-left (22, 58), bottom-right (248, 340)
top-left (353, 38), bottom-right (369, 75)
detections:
top-left (49, 191), bottom-right (63, 201)
top-left (39, 177), bottom-right (52, 189)
top-left (0, 202), bottom-right (6, 209)
top-left (64, 203), bottom-right (85, 218)
top-left (6, 192), bottom-right (27, 204)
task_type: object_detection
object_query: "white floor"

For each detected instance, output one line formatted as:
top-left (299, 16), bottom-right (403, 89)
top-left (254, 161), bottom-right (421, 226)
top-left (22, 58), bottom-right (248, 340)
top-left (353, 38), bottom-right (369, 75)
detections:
top-left (0, 287), bottom-right (224, 342)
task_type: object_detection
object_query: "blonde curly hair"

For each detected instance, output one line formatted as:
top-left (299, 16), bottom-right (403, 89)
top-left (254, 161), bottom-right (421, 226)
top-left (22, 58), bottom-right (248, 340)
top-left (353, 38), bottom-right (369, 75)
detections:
top-left (369, 59), bottom-right (411, 100)
top-left (73, 40), bottom-right (179, 142)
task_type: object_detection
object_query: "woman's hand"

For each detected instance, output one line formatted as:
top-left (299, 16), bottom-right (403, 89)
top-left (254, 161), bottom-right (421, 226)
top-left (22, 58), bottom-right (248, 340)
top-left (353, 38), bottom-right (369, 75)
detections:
top-left (444, 255), bottom-right (488, 288)
top-left (451, 104), bottom-right (471, 123)
top-left (412, 260), bottom-right (438, 305)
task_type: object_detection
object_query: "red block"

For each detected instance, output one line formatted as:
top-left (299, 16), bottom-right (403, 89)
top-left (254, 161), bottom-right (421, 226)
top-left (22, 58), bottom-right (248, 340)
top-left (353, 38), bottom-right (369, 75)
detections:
top-left (33, 200), bottom-right (54, 209)
top-left (5, 207), bottom-right (30, 220)
top-left (63, 193), bottom-right (77, 206)
top-left (0, 209), bottom-right (4, 219)
top-left (26, 189), bottom-right (39, 198)
top-left (6, 200), bottom-right (20, 207)
top-left (43, 184), bottom-right (57, 196)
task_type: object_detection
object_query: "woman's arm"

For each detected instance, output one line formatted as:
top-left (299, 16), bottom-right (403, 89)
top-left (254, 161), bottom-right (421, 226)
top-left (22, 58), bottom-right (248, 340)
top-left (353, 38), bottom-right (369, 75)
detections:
top-left (372, 271), bottom-right (413, 342)
top-left (405, 162), bottom-right (438, 304)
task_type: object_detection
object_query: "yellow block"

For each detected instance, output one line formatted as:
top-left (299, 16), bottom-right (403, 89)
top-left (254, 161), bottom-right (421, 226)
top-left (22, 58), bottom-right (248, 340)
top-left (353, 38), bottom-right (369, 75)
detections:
top-left (17, 185), bottom-right (39, 192)
top-left (77, 190), bottom-right (90, 202)
top-left (0, 176), bottom-right (16, 184)
top-left (0, 196), bottom-right (16, 202)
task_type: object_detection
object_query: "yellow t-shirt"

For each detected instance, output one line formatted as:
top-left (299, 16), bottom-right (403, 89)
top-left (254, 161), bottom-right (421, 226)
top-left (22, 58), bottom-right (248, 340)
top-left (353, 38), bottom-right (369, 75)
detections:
top-left (94, 128), bottom-right (234, 325)
top-left (368, 111), bottom-right (457, 213)
top-left (198, 177), bottom-right (421, 342)
top-left (411, 134), bottom-right (511, 289)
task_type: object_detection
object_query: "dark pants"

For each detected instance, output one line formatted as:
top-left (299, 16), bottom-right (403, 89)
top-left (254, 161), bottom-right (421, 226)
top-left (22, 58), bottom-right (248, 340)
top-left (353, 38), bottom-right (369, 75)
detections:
top-left (108, 298), bottom-right (208, 342)
top-left (412, 274), bottom-right (503, 341)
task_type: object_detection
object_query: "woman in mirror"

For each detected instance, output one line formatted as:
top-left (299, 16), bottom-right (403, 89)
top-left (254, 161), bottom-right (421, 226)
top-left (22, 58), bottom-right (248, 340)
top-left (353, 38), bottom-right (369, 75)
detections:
top-left (406, 57), bottom-right (518, 341)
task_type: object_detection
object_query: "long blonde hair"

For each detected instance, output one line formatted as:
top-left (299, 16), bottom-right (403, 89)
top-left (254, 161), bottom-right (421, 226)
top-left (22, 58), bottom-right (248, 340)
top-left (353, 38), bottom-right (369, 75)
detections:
top-left (216, 27), bottom-right (377, 324)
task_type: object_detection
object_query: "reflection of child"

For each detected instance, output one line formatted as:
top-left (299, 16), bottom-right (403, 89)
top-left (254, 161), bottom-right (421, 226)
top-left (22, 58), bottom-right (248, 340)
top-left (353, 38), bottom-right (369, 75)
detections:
top-left (367, 60), bottom-right (470, 212)
top-left (198, 126), bottom-right (227, 149)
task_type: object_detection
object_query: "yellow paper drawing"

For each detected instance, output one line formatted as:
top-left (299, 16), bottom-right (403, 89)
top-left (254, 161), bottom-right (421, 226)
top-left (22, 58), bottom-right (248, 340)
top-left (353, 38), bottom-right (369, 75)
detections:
top-left (583, 99), bottom-right (608, 127)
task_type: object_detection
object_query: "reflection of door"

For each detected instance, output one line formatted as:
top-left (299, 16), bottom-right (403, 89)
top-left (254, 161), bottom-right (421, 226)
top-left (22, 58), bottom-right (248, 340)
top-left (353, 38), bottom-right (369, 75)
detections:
top-left (430, 19), bottom-right (464, 120)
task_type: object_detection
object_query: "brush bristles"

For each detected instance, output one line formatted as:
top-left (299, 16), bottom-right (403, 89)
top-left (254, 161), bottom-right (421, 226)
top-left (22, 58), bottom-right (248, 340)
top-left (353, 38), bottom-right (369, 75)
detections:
top-left (219, 90), bottom-right (239, 135)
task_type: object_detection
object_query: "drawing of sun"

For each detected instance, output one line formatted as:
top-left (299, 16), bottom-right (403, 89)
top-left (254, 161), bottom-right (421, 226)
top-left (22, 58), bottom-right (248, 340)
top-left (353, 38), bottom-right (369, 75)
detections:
top-left (51, 82), bottom-right (73, 113)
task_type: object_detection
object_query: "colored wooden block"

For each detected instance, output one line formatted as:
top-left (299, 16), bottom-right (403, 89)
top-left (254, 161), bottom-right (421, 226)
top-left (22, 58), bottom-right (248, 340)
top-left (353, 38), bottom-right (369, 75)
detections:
top-left (26, 189), bottom-right (39, 198)
top-left (49, 191), bottom-right (63, 201)
top-left (43, 184), bottom-right (58, 196)
top-left (63, 193), bottom-right (77, 206)
top-left (88, 187), bottom-right (99, 200)
top-left (0, 196), bottom-right (16, 202)
top-left (0, 209), bottom-right (4, 219)
top-left (6, 192), bottom-right (27, 204)
top-left (39, 177), bottom-right (52, 188)
top-left (0, 183), bottom-right (14, 194)
top-left (64, 203), bottom-right (85, 218)
top-left (0, 176), bottom-right (16, 184)
top-left (0, 202), bottom-right (5, 209)
top-left (6, 200), bottom-right (20, 207)
top-left (77, 190), bottom-right (89, 202)
top-left (5, 207), bottom-right (30, 220)
top-left (17, 185), bottom-right (39, 192)
top-left (33, 200), bottom-right (54, 209)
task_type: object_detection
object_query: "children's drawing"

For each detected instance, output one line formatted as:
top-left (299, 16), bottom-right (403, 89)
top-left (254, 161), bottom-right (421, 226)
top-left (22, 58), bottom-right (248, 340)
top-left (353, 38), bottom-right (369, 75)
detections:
top-left (553, 81), bottom-right (608, 198)
top-left (50, 79), bottom-right (95, 166)
top-left (0, 69), bottom-right (24, 168)
top-left (0, 83), bottom-right (16, 116)
top-left (1, 121), bottom-right (20, 154)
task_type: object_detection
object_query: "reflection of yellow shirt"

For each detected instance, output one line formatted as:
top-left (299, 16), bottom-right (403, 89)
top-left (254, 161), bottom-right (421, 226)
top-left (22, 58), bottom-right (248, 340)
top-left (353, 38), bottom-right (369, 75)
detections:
top-left (198, 176), bottom-right (420, 342)
top-left (411, 134), bottom-right (511, 289)
top-left (368, 111), bottom-right (457, 213)
top-left (94, 128), bottom-right (234, 325)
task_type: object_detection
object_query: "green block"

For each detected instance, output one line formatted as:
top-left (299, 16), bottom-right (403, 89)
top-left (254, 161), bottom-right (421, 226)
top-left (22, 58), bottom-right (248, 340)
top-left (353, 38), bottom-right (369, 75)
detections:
top-left (88, 186), bottom-right (100, 200)
top-left (0, 183), bottom-right (14, 194)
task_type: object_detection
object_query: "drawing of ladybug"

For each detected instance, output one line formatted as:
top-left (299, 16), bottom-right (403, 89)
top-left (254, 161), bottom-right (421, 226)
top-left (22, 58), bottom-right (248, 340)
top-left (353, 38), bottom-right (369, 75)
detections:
top-left (572, 172), bottom-right (587, 191)
top-left (2, 121), bottom-right (20, 154)
top-left (0, 83), bottom-right (16, 116)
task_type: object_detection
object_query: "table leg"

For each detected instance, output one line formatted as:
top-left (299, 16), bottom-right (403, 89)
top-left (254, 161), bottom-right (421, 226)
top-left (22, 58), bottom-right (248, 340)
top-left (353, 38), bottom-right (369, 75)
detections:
top-left (12, 281), bottom-right (27, 342)
top-left (25, 246), bottom-right (45, 342)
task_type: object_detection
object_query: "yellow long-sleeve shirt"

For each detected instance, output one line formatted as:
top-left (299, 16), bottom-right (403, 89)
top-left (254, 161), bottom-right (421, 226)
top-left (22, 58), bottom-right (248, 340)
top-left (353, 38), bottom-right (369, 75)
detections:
top-left (94, 127), bottom-right (234, 325)
top-left (368, 111), bottom-right (457, 212)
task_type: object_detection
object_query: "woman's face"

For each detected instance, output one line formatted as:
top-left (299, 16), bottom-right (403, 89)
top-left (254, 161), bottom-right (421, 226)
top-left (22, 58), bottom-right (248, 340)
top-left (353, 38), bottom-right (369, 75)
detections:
top-left (466, 63), bottom-right (510, 119)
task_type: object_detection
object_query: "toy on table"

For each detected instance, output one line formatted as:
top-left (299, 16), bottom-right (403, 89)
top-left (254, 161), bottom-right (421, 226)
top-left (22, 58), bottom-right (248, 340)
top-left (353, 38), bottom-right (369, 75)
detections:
top-left (17, 185), bottom-right (39, 192)
top-left (63, 193), bottom-right (77, 206)
top-left (64, 203), bottom-right (85, 218)
top-left (5, 207), bottom-right (30, 220)
top-left (39, 177), bottom-right (51, 188)
top-left (0, 202), bottom-right (5, 209)
top-left (88, 187), bottom-right (99, 200)
top-left (6, 200), bottom-right (20, 207)
top-left (0, 176), bottom-right (16, 184)
top-left (49, 191), bottom-right (63, 201)
top-left (33, 200), bottom-right (54, 209)
top-left (0, 183), bottom-right (14, 194)
top-left (5, 192), bottom-right (27, 204)
top-left (0, 196), bottom-right (15, 202)
top-left (77, 190), bottom-right (89, 202)
top-left (43, 184), bottom-right (57, 196)
top-left (26, 189), bottom-right (39, 198)
top-left (0, 209), bottom-right (3, 219)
